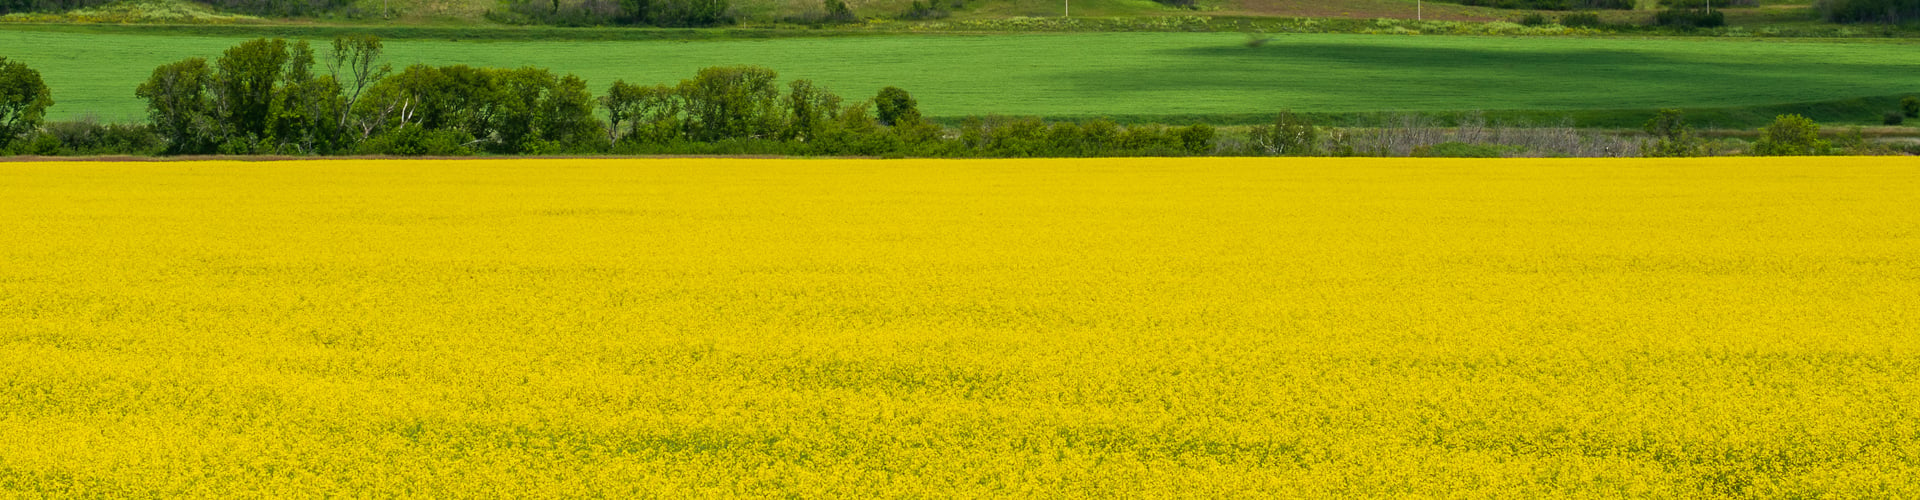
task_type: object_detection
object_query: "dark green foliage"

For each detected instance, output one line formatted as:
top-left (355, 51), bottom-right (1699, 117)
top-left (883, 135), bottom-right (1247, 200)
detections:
top-left (489, 67), bottom-right (557, 153)
top-left (25, 118), bottom-right (163, 156)
top-left (0, 57), bottom-right (54, 150)
top-left (354, 64), bottom-right (605, 154)
top-left (1153, 0), bottom-right (1199, 9)
top-left (274, 41), bottom-right (349, 154)
top-left (603, 80), bottom-right (682, 144)
top-left (1884, 112), bottom-right (1904, 125)
top-left (1643, 109), bottom-right (1702, 157)
top-left (1249, 111), bottom-right (1318, 156)
top-left (1902, 96), bottom-right (1920, 118)
top-left (0, 0), bottom-right (353, 15)
top-left (0, 0), bottom-right (109, 15)
top-left (1750, 114), bottom-right (1829, 156)
top-left (824, 0), bottom-right (857, 23)
top-left (1518, 13), bottom-right (1551, 26)
top-left (677, 66), bottom-right (782, 142)
top-left (356, 123), bottom-right (475, 156)
top-left (1559, 12), bottom-right (1604, 27)
top-left (782, 79), bottom-right (842, 143)
top-left (1178, 123), bottom-right (1215, 155)
top-left (874, 87), bottom-right (921, 127)
top-left (617, 0), bottom-right (651, 24)
top-left (1816, 0), bottom-right (1920, 23)
top-left (650, 0), bottom-right (728, 26)
top-left (135, 58), bottom-right (216, 154)
top-left (1655, 9), bottom-right (1725, 27)
top-left (1442, 0), bottom-right (1631, 10)
top-left (213, 38), bottom-right (290, 151)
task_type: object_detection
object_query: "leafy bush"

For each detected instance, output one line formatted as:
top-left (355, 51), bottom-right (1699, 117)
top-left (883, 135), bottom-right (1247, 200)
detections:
top-left (0, 57), bottom-right (54, 151)
top-left (1815, 0), bottom-right (1920, 23)
top-left (1249, 111), bottom-right (1318, 156)
top-left (0, 0), bottom-right (111, 15)
top-left (33, 119), bottom-right (163, 155)
top-left (356, 123), bottom-right (474, 156)
top-left (1750, 114), bottom-right (1830, 156)
top-left (874, 87), bottom-right (921, 127)
top-left (1643, 109), bottom-right (1702, 157)
top-left (1902, 96), bottom-right (1920, 118)
top-left (1654, 9), bottom-right (1725, 27)
top-left (1884, 112), bottom-right (1904, 125)
top-left (1178, 123), bottom-right (1215, 155)
top-left (1560, 12), bottom-right (1604, 27)
top-left (1518, 13), bottom-right (1551, 26)
top-left (1441, 0), bottom-right (1631, 10)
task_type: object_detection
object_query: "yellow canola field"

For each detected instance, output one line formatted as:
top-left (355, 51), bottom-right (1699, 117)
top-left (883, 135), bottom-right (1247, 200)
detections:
top-left (1, 158), bottom-right (1917, 497)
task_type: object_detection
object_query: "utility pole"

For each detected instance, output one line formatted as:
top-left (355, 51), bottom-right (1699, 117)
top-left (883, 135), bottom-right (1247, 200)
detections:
top-left (1065, 0), bottom-right (1070, 17)
top-left (1417, 0), bottom-right (1422, 21)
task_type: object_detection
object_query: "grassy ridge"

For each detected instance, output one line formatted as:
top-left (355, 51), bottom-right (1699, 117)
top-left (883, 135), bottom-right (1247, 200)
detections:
top-left (6, 28), bottom-right (1920, 126)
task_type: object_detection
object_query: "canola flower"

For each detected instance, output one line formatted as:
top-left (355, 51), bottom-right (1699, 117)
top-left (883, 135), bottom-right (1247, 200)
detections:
top-left (1, 157), bottom-right (1916, 497)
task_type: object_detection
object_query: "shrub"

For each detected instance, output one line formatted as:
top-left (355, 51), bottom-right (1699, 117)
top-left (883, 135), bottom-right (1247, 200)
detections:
top-left (1250, 110), bottom-right (1318, 156)
top-left (1750, 114), bottom-right (1830, 156)
top-left (1560, 12), bottom-right (1604, 27)
top-left (1, 57), bottom-right (55, 152)
top-left (36, 119), bottom-right (163, 156)
top-left (1884, 112), bottom-right (1904, 125)
top-left (1815, 0), bottom-right (1920, 23)
top-left (1518, 13), bottom-right (1551, 26)
top-left (824, 0), bottom-right (856, 22)
top-left (1902, 96), bottom-right (1919, 118)
top-left (357, 123), bottom-right (475, 156)
top-left (1643, 109), bottom-right (1702, 157)
top-left (1655, 9), bottom-right (1725, 27)
top-left (1178, 123), bottom-right (1215, 155)
top-left (874, 87), bottom-right (921, 127)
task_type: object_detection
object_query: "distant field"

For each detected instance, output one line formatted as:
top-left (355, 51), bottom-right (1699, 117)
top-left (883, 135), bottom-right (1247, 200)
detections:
top-left (5, 28), bottom-right (1920, 125)
top-left (3, 158), bottom-right (1917, 496)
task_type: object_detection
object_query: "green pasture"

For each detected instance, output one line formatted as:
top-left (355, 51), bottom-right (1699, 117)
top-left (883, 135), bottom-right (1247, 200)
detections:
top-left (5, 27), bottom-right (1919, 126)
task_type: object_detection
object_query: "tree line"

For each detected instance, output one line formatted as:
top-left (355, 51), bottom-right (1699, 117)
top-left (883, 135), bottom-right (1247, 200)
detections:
top-left (0, 37), bottom-right (1905, 158)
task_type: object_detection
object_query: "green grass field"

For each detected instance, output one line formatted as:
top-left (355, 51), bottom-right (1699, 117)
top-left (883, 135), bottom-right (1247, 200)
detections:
top-left (6, 28), bottom-right (1920, 126)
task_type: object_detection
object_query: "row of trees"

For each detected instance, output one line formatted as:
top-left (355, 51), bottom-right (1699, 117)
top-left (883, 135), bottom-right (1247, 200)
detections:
top-left (0, 39), bottom-right (1904, 158)
top-left (101, 36), bottom-right (1223, 157)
